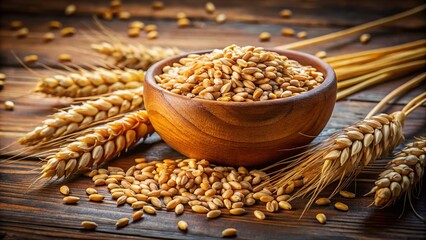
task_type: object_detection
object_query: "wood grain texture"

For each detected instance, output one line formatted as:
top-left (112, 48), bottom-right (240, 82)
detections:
top-left (0, 0), bottom-right (425, 239)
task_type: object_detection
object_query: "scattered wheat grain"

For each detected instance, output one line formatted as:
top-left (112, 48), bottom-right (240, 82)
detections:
top-left (334, 202), bottom-right (349, 212)
top-left (115, 217), bottom-right (129, 228)
top-left (63, 196), bottom-right (80, 204)
top-left (65, 4), bottom-right (77, 15)
top-left (280, 9), bottom-right (292, 18)
top-left (316, 213), bottom-right (326, 224)
top-left (60, 185), bottom-right (70, 195)
top-left (4, 101), bottom-right (14, 111)
top-left (222, 228), bottom-right (237, 237)
top-left (81, 221), bottom-right (97, 229)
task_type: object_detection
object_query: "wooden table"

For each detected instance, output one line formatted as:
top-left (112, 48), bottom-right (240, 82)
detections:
top-left (1, 0), bottom-right (425, 239)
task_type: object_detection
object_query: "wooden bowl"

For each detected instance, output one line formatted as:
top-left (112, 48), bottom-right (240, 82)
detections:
top-left (144, 49), bottom-right (337, 167)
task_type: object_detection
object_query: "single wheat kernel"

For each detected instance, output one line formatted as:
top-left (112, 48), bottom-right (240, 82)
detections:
top-left (176, 12), bottom-right (187, 19)
top-left (254, 210), bottom-right (265, 220)
top-left (134, 158), bottom-right (146, 163)
top-left (49, 21), bottom-right (62, 29)
top-left (259, 32), bottom-right (271, 41)
top-left (175, 203), bottom-right (184, 215)
top-left (207, 210), bottom-right (221, 219)
top-left (60, 185), bottom-right (70, 195)
top-left (128, 28), bottom-right (140, 37)
top-left (43, 32), bottom-right (55, 42)
top-left (10, 21), bottom-right (23, 29)
top-left (280, 9), bottom-right (292, 18)
top-left (216, 14), bottom-right (226, 24)
top-left (0, 73), bottom-right (6, 80)
top-left (63, 196), bottom-right (80, 204)
top-left (315, 51), bottom-right (327, 59)
top-left (281, 28), bottom-right (295, 36)
top-left (89, 194), bottom-right (105, 202)
top-left (334, 202), bottom-right (349, 212)
top-left (222, 228), bottom-right (237, 237)
top-left (119, 11), bottom-right (131, 20)
top-left (205, 2), bottom-right (215, 14)
top-left (360, 33), bottom-right (371, 44)
top-left (177, 18), bottom-right (191, 28)
top-left (24, 55), bottom-right (38, 63)
top-left (229, 208), bottom-right (246, 215)
top-left (166, 198), bottom-right (181, 210)
top-left (192, 205), bottom-right (209, 213)
top-left (339, 190), bottom-right (356, 199)
top-left (81, 221), bottom-right (97, 230)
top-left (115, 217), bottom-right (129, 228)
top-left (116, 195), bottom-right (127, 206)
top-left (132, 210), bottom-right (143, 221)
top-left (15, 28), bottom-right (29, 38)
top-left (278, 201), bottom-right (292, 210)
top-left (152, 1), bottom-right (164, 10)
top-left (316, 213), bottom-right (327, 224)
top-left (86, 188), bottom-right (98, 195)
top-left (143, 205), bottom-right (157, 215)
top-left (147, 31), bottom-right (158, 40)
top-left (110, 0), bottom-right (121, 8)
top-left (102, 11), bottom-right (113, 20)
top-left (315, 198), bottom-right (331, 206)
top-left (4, 101), bottom-right (14, 111)
top-left (259, 195), bottom-right (274, 202)
top-left (145, 24), bottom-right (157, 32)
top-left (297, 31), bottom-right (307, 39)
top-left (129, 21), bottom-right (144, 30)
top-left (94, 179), bottom-right (106, 186)
top-left (177, 220), bottom-right (188, 231)
top-left (61, 27), bottom-right (76, 37)
top-left (65, 4), bottom-right (77, 15)
top-left (58, 54), bottom-right (72, 62)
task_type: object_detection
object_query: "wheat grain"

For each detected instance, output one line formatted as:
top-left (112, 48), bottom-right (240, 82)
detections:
top-left (316, 213), bottom-right (326, 224)
top-left (156, 44), bottom-right (324, 101)
top-left (34, 67), bottom-right (144, 98)
top-left (334, 202), bottom-right (349, 212)
top-left (38, 110), bottom-right (153, 180)
top-left (222, 228), bottom-right (237, 237)
top-left (19, 87), bottom-right (144, 146)
top-left (4, 101), bottom-right (14, 111)
top-left (368, 137), bottom-right (425, 208)
top-left (267, 111), bottom-right (406, 215)
top-left (115, 217), bottom-right (129, 228)
top-left (81, 221), bottom-right (97, 229)
top-left (60, 185), bottom-right (70, 195)
top-left (10, 20), bottom-right (23, 29)
top-left (91, 42), bottom-right (181, 70)
top-left (177, 220), bottom-right (188, 231)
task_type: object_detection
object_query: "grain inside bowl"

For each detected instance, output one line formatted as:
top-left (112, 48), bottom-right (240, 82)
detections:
top-left (154, 44), bottom-right (324, 102)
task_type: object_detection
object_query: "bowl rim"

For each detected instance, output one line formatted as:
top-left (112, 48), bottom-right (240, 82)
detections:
top-left (145, 48), bottom-right (336, 107)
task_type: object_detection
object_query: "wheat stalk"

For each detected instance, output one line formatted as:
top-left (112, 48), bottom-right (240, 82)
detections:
top-left (34, 67), bottom-right (145, 98)
top-left (91, 42), bottom-right (182, 70)
top-left (38, 110), bottom-right (154, 181)
top-left (367, 137), bottom-right (425, 210)
top-left (19, 87), bottom-right (145, 146)
top-left (263, 75), bottom-right (426, 216)
top-left (275, 5), bottom-right (425, 50)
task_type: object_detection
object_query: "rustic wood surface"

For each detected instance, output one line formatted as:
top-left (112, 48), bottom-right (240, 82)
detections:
top-left (0, 0), bottom-right (425, 239)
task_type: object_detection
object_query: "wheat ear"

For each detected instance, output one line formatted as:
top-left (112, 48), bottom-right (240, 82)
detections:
top-left (34, 67), bottom-right (145, 98)
top-left (38, 110), bottom-right (153, 181)
top-left (367, 137), bottom-right (425, 210)
top-left (264, 75), bottom-right (425, 216)
top-left (91, 42), bottom-right (182, 70)
top-left (19, 87), bottom-right (144, 146)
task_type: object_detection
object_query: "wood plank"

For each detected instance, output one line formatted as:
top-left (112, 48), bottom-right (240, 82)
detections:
top-left (1, 0), bottom-right (425, 239)
top-left (0, 0), bottom-right (424, 28)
